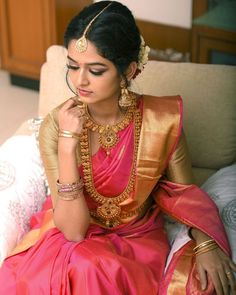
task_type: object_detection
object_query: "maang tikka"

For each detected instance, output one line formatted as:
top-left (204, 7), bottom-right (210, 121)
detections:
top-left (75, 3), bottom-right (112, 53)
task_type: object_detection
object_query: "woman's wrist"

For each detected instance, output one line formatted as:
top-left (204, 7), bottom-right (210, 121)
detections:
top-left (58, 129), bottom-right (80, 140)
top-left (58, 137), bottom-right (78, 153)
top-left (190, 228), bottom-right (212, 244)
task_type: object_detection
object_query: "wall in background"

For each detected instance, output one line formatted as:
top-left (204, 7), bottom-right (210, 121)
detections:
top-left (94, 0), bottom-right (193, 28)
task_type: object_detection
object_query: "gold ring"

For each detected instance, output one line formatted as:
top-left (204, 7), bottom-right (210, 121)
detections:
top-left (226, 271), bottom-right (232, 277)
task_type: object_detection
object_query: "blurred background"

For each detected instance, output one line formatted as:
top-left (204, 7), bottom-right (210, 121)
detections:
top-left (0, 0), bottom-right (236, 144)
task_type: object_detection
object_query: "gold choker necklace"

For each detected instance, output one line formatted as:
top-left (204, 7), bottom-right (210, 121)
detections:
top-left (84, 102), bottom-right (135, 155)
top-left (80, 101), bottom-right (142, 227)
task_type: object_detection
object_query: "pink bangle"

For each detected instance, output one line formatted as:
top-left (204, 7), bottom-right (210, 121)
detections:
top-left (56, 179), bottom-right (84, 200)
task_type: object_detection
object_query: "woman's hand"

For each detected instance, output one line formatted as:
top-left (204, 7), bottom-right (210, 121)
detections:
top-left (196, 247), bottom-right (236, 295)
top-left (192, 228), bottom-right (236, 294)
top-left (58, 97), bottom-right (85, 133)
top-left (58, 97), bottom-right (85, 150)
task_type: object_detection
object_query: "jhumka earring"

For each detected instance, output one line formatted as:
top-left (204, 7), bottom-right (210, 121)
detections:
top-left (119, 79), bottom-right (133, 108)
top-left (75, 3), bottom-right (112, 53)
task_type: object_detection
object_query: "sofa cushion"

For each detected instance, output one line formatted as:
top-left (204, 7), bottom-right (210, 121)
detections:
top-left (192, 167), bottom-right (217, 186)
top-left (38, 45), bottom-right (72, 118)
top-left (201, 163), bottom-right (236, 264)
top-left (132, 61), bottom-right (236, 170)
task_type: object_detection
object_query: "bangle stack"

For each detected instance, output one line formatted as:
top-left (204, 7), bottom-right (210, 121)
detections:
top-left (56, 179), bottom-right (84, 200)
top-left (193, 239), bottom-right (218, 256)
top-left (58, 129), bottom-right (80, 140)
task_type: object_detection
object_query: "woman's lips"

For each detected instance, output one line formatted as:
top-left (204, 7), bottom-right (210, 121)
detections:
top-left (78, 89), bottom-right (92, 97)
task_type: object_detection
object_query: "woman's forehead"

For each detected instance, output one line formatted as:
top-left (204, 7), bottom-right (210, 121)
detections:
top-left (67, 40), bottom-right (108, 64)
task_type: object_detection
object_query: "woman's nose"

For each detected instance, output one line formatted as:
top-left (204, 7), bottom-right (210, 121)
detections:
top-left (76, 69), bottom-right (89, 87)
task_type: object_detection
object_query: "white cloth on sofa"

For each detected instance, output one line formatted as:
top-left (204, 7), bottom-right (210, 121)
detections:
top-left (0, 135), bottom-right (47, 265)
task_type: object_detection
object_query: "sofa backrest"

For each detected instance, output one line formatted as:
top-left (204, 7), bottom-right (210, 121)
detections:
top-left (39, 45), bottom-right (236, 185)
top-left (132, 60), bottom-right (236, 184)
top-left (38, 46), bottom-right (71, 117)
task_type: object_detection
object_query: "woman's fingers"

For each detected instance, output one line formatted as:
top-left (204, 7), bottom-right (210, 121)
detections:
top-left (219, 270), bottom-right (229, 295)
top-left (61, 98), bottom-right (85, 116)
top-left (58, 98), bottom-right (85, 135)
top-left (211, 271), bottom-right (224, 295)
top-left (197, 264), bottom-right (208, 291)
top-left (226, 270), bottom-right (236, 294)
top-left (68, 105), bottom-right (85, 121)
top-left (229, 260), bottom-right (236, 272)
top-left (222, 253), bottom-right (236, 294)
top-left (60, 97), bottom-right (78, 111)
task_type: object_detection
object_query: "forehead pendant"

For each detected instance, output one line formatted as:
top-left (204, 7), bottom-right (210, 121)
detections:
top-left (75, 35), bottom-right (88, 53)
top-left (75, 3), bottom-right (112, 53)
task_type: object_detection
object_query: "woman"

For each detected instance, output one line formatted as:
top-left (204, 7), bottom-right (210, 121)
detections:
top-left (0, 1), bottom-right (235, 294)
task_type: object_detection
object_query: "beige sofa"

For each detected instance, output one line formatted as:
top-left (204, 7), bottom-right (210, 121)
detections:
top-left (16, 45), bottom-right (236, 186)
top-left (1, 44), bottom-right (236, 265)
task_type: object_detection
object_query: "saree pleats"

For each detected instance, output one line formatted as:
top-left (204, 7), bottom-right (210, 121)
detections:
top-left (0, 205), bottom-right (168, 294)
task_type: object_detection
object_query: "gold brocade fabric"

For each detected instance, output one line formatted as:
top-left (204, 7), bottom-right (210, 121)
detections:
top-left (167, 241), bottom-right (195, 294)
top-left (166, 132), bottom-right (194, 185)
top-left (124, 95), bottom-right (184, 214)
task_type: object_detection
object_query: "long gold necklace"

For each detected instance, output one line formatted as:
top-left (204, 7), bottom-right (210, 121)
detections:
top-left (84, 103), bottom-right (135, 155)
top-left (79, 101), bottom-right (142, 227)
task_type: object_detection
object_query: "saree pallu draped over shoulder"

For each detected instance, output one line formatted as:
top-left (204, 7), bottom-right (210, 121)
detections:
top-left (0, 95), bottom-right (230, 295)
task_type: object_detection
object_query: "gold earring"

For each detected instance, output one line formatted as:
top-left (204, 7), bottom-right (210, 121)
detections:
top-left (119, 80), bottom-right (133, 107)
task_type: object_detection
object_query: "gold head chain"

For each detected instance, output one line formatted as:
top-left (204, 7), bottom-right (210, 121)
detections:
top-left (75, 2), bottom-right (112, 53)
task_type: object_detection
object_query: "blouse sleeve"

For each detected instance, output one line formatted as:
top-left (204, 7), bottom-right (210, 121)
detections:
top-left (38, 112), bottom-right (59, 207)
top-left (166, 131), bottom-right (195, 185)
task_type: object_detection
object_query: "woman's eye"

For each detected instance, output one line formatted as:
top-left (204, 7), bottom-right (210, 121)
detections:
top-left (90, 70), bottom-right (106, 76)
top-left (66, 64), bottom-right (79, 70)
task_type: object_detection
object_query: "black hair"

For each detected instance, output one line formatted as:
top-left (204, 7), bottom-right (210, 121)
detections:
top-left (64, 1), bottom-right (141, 76)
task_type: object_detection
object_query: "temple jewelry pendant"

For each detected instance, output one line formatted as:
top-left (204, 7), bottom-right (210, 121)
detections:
top-left (97, 200), bottom-right (121, 223)
top-left (99, 126), bottom-right (119, 151)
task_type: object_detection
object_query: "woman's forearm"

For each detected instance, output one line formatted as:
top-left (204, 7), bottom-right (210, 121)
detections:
top-left (191, 227), bottom-right (213, 244)
top-left (54, 139), bottom-right (90, 242)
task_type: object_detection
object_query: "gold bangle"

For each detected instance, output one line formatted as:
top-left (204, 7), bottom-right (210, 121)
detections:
top-left (58, 129), bottom-right (80, 140)
top-left (195, 244), bottom-right (218, 256)
top-left (193, 239), bottom-right (218, 256)
top-left (193, 239), bottom-right (215, 252)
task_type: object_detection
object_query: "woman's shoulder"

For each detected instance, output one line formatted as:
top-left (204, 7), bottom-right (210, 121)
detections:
top-left (141, 94), bottom-right (182, 103)
top-left (140, 94), bottom-right (183, 113)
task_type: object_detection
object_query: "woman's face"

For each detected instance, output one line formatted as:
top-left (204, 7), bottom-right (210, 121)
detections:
top-left (67, 40), bottom-right (121, 105)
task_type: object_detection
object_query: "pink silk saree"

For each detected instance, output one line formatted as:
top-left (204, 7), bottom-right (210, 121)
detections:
top-left (0, 95), bottom-right (230, 294)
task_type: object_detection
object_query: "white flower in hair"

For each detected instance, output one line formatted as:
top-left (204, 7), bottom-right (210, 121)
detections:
top-left (137, 36), bottom-right (150, 71)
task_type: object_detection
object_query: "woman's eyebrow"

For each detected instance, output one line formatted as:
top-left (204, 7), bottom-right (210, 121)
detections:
top-left (67, 55), bottom-right (77, 62)
top-left (67, 55), bottom-right (108, 67)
